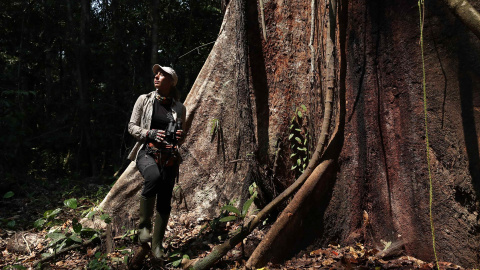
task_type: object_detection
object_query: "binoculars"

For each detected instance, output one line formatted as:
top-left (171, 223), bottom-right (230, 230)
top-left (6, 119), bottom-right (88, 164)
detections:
top-left (165, 120), bottom-right (182, 145)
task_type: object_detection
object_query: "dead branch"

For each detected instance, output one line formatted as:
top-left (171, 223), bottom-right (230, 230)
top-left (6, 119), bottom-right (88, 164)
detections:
top-left (441, 0), bottom-right (480, 39)
top-left (259, 0), bottom-right (267, 40)
top-left (246, 159), bottom-right (335, 267)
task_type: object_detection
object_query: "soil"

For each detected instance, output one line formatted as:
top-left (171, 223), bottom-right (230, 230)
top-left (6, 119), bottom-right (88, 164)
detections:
top-left (0, 185), bottom-right (466, 270)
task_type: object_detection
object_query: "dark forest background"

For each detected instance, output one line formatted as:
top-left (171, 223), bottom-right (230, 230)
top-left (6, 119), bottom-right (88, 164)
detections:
top-left (0, 0), bottom-right (222, 190)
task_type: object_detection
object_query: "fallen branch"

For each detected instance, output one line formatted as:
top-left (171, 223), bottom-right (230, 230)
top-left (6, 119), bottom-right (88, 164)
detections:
top-left (22, 233), bottom-right (32, 254)
top-left (246, 158), bottom-right (335, 267)
top-left (441, 0), bottom-right (480, 39)
top-left (32, 232), bottom-right (107, 268)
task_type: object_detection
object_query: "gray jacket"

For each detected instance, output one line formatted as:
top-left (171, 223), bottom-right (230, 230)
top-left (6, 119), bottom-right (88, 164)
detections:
top-left (127, 91), bottom-right (187, 161)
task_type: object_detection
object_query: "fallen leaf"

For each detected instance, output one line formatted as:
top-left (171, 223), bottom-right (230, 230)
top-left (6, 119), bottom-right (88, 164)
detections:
top-left (87, 247), bottom-right (97, 257)
top-left (309, 249), bottom-right (324, 256)
top-left (321, 258), bottom-right (335, 266)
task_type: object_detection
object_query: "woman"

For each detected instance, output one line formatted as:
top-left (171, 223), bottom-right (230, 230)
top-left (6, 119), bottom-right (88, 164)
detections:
top-left (127, 64), bottom-right (186, 259)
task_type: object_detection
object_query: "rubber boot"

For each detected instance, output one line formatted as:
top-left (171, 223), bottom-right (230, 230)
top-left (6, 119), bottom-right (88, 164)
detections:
top-left (151, 211), bottom-right (170, 260)
top-left (138, 196), bottom-right (155, 244)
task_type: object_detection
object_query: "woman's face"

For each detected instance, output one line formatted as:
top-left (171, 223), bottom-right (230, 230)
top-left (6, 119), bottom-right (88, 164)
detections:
top-left (154, 70), bottom-right (173, 95)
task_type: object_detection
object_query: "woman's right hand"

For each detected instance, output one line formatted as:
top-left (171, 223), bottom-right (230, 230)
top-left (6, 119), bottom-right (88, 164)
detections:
top-left (147, 129), bottom-right (165, 143)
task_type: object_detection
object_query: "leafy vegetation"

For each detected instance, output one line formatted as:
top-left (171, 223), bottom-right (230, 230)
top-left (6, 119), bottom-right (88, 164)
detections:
top-left (289, 105), bottom-right (310, 177)
top-left (0, 0), bottom-right (223, 187)
top-left (87, 252), bottom-right (110, 270)
top-left (220, 183), bottom-right (258, 223)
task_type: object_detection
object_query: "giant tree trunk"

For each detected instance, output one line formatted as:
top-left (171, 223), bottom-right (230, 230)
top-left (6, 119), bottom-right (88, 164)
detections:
top-left (87, 0), bottom-right (257, 230)
top-left (320, 0), bottom-right (480, 267)
top-left (95, 0), bottom-right (480, 267)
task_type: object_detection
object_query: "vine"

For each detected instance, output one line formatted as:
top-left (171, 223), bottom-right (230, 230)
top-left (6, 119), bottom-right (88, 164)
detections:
top-left (418, 0), bottom-right (439, 268)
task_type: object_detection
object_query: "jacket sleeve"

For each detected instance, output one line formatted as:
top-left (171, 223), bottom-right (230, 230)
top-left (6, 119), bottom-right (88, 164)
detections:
top-left (178, 104), bottom-right (187, 146)
top-left (128, 95), bottom-right (149, 141)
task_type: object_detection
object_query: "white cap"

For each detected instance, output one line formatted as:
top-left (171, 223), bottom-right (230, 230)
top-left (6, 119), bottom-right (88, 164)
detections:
top-left (152, 64), bottom-right (178, 86)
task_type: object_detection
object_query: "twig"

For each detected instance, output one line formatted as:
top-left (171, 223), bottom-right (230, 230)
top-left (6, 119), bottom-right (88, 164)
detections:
top-left (177, 41), bottom-right (216, 60)
top-left (113, 232), bottom-right (135, 240)
top-left (229, 159), bottom-right (245, 163)
top-left (22, 233), bottom-right (32, 254)
top-left (259, 0), bottom-right (267, 40)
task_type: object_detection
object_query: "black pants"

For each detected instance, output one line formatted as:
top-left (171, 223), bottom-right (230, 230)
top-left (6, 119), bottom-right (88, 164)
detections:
top-left (136, 149), bottom-right (177, 215)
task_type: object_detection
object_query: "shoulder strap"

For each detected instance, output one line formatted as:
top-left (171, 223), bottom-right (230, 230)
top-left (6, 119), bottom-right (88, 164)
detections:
top-left (171, 100), bottom-right (184, 120)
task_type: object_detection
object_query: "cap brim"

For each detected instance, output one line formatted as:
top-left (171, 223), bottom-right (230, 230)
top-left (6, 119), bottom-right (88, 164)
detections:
top-left (152, 64), bottom-right (163, 74)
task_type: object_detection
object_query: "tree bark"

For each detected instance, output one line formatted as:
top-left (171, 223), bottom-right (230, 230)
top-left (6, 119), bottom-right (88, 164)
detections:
top-left (246, 0), bottom-right (347, 265)
top-left (96, 0), bottom-right (480, 268)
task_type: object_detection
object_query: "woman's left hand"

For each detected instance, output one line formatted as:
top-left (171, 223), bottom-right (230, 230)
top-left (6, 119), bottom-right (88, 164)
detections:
top-left (175, 130), bottom-right (184, 141)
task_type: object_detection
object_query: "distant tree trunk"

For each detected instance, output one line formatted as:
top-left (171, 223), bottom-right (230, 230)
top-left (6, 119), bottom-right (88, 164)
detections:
top-left (221, 0), bottom-right (229, 14)
top-left (150, 0), bottom-right (159, 66)
top-left (13, 1), bottom-right (31, 162)
top-left (67, 0), bottom-right (97, 176)
top-left (97, 0), bottom-right (480, 268)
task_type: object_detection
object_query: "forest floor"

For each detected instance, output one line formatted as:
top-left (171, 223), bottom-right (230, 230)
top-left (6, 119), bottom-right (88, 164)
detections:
top-left (0, 177), bottom-right (466, 270)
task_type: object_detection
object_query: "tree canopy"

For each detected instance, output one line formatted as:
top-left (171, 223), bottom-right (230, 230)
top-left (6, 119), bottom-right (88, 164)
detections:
top-left (0, 0), bottom-right (223, 184)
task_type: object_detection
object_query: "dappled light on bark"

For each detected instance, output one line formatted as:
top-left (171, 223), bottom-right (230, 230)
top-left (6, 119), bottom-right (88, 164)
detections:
top-left (63, 0), bottom-right (480, 268)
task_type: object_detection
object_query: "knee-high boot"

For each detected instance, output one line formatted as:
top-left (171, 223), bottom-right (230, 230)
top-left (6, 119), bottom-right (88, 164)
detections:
top-left (138, 196), bottom-right (155, 244)
top-left (151, 211), bottom-right (170, 259)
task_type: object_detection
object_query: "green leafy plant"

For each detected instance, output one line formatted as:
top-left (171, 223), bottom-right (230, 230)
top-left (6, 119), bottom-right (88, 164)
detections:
top-left (169, 252), bottom-right (190, 267)
top-left (3, 191), bottom-right (14, 199)
top-left (34, 208), bottom-right (62, 229)
top-left (63, 198), bottom-right (78, 209)
top-left (289, 105), bottom-right (310, 177)
top-left (120, 227), bottom-right (136, 241)
top-left (220, 183), bottom-right (258, 222)
top-left (34, 198), bottom-right (84, 229)
top-left (43, 218), bottom-right (101, 258)
top-left (82, 206), bottom-right (112, 225)
top-left (6, 220), bottom-right (16, 229)
top-left (100, 213), bottom-right (112, 224)
top-left (35, 197), bottom-right (104, 258)
top-left (116, 246), bottom-right (133, 265)
top-left (44, 218), bottom-right (84, 252)
top-left (87, 252), bottom-right (110, 270)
